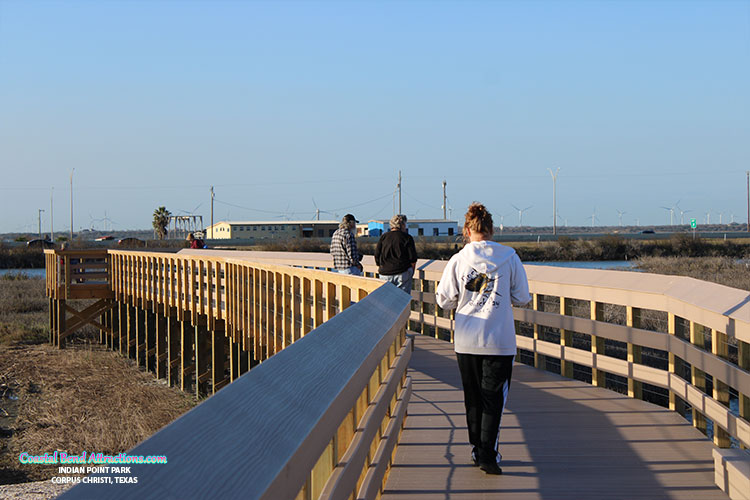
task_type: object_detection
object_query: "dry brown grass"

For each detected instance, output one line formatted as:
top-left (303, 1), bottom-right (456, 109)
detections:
top-left (0, 276), bottom-right (48, 346)
top-left (635, 256), bottom-right (750, 291)
top-left (0, 277), bottom-right (197, 484)
top-left (0, 344), bottom-right (196, 483)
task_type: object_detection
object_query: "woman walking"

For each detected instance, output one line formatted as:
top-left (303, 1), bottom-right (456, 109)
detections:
top-left (436, 202), bottom-right (530, 475)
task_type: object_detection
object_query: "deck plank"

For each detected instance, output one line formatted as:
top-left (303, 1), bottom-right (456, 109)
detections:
top-left (382, 334), bottom-right (727, 500)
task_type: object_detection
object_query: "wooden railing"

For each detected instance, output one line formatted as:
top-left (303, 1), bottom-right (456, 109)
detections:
top-left (44, 249), bottom-right (112, 300)
top-left (52, 249), bottom-right (412, 499)
top-left (44, 249), bottom-right (114, 347)
top-left (210, 250), bottom-right (750, 451)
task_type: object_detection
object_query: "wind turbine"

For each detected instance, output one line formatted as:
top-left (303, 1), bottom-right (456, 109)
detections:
top-left (705, 210), bottom-right (711, 225)
top-left (616, 209), bottom-right (626, 227)
top-left (718, 212), bottom-right (724, 225)
top-left (660, 201), bottom-right (679, 226)
top-left (589, 208), bottom-right (599, 228)
top-left (677, 206), bottom-right (691, 225)
top-left (312, 198), bottom-right (337, 220)
top-left (511, 204), bottom-right (533, 227)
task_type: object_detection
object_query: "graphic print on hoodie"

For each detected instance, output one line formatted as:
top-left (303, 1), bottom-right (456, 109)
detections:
top-left (463, 269), bottom-right (501, 311)
top-left (436, 241), bottom-right (531, 356)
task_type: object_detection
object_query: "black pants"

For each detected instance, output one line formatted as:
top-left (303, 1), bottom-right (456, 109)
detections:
top-left (456, 353), bottom-right (514, 463)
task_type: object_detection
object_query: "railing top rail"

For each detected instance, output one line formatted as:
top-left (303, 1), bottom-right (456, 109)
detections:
top-left (44, 249), bottom-right (110, 256)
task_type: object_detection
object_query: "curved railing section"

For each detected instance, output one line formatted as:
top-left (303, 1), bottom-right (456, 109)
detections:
top-left (213, 250), bottom-right (749, 452)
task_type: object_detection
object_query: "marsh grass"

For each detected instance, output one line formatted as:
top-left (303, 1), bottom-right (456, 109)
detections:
top-left (635, 256), bottom-right (750, 291)
top-left (0, 277), bottom-right (197, 484)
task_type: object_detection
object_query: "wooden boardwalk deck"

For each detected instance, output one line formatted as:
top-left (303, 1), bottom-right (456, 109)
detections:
top-left (383, 335), bottom-right (728, 500)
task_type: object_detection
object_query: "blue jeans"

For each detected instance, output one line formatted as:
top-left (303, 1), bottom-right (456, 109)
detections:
top-left (379, 267), bottom-right (414, 294)
top-left (336, 266), bottom-right (362, 276)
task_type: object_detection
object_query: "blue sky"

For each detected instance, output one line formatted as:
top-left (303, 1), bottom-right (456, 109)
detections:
top-left (1, 0), bottom-right (748, 234)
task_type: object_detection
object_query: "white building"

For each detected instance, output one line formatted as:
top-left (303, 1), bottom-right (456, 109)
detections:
top-left (205, 220), bottom-right (340, 240)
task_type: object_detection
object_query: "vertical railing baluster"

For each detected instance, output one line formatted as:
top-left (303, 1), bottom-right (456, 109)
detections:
top-left (626, 306), bottom-right (643, 399)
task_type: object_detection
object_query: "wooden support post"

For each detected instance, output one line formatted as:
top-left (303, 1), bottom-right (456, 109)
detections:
top-left (230, 339), bottom-right (240, 382)
top-left (109, 303), bottom-right (119, 351)
top-left (211, 321), bottom-right (228, 394)
top-left (195, 320), bottom-right (210, 397)
top-left (136, 306), bottom-right (146, 368)
top-left (591, 301), bottom-right (606, 388)
top-left (180, 318), bottom-right (194, 393)
top-left (711, 329), bottom-right (732, 448)
top-left (240, 346), bottom-right (250, 374)
top-left (118, 302), bottom-right (127, 356)
top-left (125, 303), bottom-right (136, 359)
top-left (533, 294), bottom-right (544, 370)
top-left (560, 296), bottom-right (574, 379)
top-left (99, 311), bottom-right (105, 345)
top-left (626, 306), bottom-right (643, 400)
top-left (155, 310), bottom-right (167, 379)
top-left (145, 308), bottom-right (157, 372)
top-left (56, 299), bottom-right (66, 348)
top-left (167, 313), bottom-right (180, 387)
top-left (689, 321), bottom-right (708, 434)
top-left (420, 277), bottom-right (429, 337)
top-left (739, 339), bottom-right (750, 449)
top-left (667, 313), bottom-right (683, 413)
top-left (49, 298), bottom-right (57, 346)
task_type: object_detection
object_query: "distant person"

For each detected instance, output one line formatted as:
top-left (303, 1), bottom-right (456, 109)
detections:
top-left (330, 214), bottom-right (363, 275)
top-left (435, 202), bottom-right (530, 475)
top-left (374, 214), bottom-right (418, 294)
top-left (187, 233), bottom-right (206, 249)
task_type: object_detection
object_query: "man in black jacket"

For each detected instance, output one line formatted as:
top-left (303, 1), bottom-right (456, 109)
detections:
top-left (374, 214), bottom-right (418, 294)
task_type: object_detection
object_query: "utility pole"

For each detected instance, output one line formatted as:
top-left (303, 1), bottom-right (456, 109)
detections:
top-left (548, 168), bottom-right (559, 235)
top-left (397, 171), bottom-right (402, 214)
top-left (210, 186), bottom-right (215, 239)
top-left (442, 180), bottom-right (447, 219)
top-left (50, 187), bottom-right (54, 241)
top-left (70, 168), bottom-right (75, 242)
top-left (38, 209), bottom-right (44, 238)
top-left (746, 171), bottom-right (749, 232)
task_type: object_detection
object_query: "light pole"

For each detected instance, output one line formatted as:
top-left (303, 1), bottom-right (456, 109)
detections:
top-left (50, 187), bottom-right (54, 241)
top-left (442, 180), bottom-right (447, 220)
top-left (548, 168), bottom-right (559, 235)
top-left (70, 168), bottom-right (75, 242)
top-left (210, 186), bottom-right (215, 239)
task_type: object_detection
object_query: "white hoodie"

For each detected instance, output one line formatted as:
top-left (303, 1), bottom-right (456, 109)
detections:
top-left (436, 241), bottom-right (531, 355)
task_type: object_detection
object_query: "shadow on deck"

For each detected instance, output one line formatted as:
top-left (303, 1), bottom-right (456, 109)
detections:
top-left (383, 335), bottom-right (727, 500)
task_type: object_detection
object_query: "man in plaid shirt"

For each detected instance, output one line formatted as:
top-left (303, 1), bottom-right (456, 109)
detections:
top-left (330, 214), bottom-right (363, 275)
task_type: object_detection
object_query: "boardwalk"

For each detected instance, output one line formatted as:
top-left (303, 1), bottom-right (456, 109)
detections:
top-left (384, 335), bottom-right (727, 500)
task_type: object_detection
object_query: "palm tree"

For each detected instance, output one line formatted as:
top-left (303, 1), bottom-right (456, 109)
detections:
top-left (152, 206), bottom-right (171, 239)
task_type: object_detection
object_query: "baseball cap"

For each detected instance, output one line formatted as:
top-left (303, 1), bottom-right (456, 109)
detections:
top-left (343, 214), bottom-right (359, 223)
